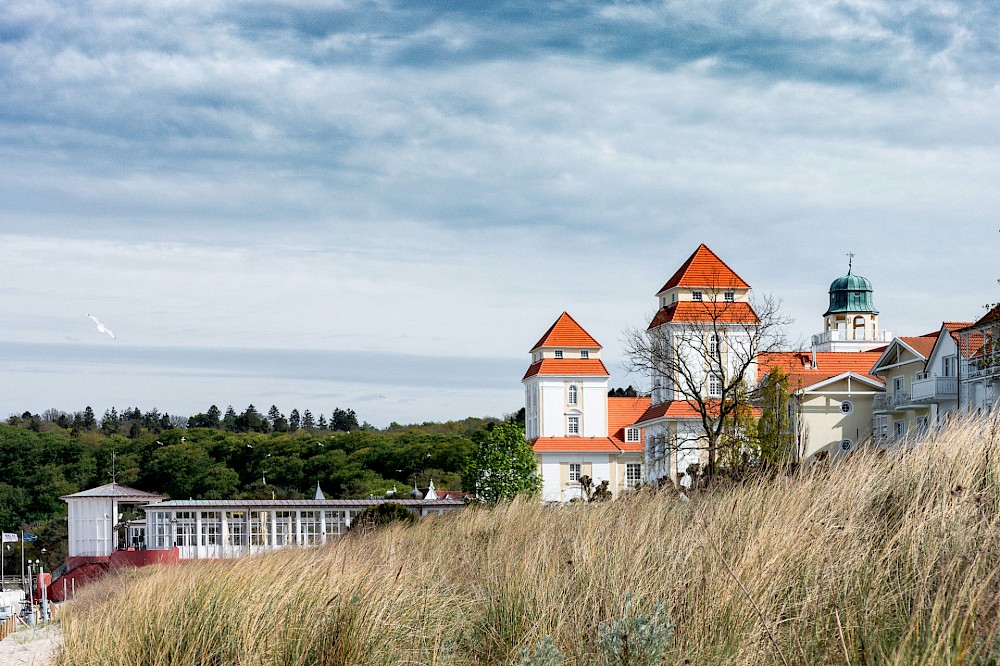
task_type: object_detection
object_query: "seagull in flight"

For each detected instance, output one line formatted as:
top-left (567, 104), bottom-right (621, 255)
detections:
top-left (87, 314), bottom-right (116, 340)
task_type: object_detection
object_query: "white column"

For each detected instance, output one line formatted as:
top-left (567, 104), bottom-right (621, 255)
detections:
top-left (295, 511), bottom-right (302, 546)
top-left (269, 512), bottom-right (277, 549)
top-left (195, 512), bottom-right (203, 559)
top-left (320, 511), bottom-right (327, 545)
top-left (221, 513), bottom-right (229, 556)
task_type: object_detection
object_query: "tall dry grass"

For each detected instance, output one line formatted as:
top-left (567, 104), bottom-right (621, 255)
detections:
top-left (58, 415), bottom-right (1000, 665)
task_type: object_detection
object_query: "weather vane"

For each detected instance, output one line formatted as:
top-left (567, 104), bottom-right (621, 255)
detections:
top-left (847, 252), bottom-right (855, 272)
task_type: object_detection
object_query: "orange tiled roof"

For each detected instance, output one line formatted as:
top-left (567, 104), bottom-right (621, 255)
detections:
top-left (965, 304), bottom-right (1000, 330)
top-left (758, 351), bottom-right (884, 389)
top-left (648, 301), bottom-right (759, 328)
top-left (531, 312), bottom-right (601, 352)
top-left (634, 400), bottom-right (706, 425)
top-left (658, 244), bottom-right (750, 293)
top-left (522, 359), bottom-right (610, 380)
top-left (608, 396), bottom-right (651, 451)
top-left (898, 333), bottom-right (939, 360)
top-left (533, 437), bottom-right (622, 453)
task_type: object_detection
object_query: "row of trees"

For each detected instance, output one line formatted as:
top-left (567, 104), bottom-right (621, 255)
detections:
top-left (0, 412), bottom-right (517, 569)
top-left (9, 404), bottom-right (365, 437)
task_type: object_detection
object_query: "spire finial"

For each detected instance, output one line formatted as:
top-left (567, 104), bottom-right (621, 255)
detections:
top-left (847, 252), bottom-right (855, 273)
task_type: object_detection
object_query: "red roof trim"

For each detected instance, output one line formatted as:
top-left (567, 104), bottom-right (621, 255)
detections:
top-left (522, 359), bottom-right (610, 380)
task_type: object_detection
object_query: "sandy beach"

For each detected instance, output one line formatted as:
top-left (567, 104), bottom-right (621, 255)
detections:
top-left (0, 624), bottom-right (61, 666)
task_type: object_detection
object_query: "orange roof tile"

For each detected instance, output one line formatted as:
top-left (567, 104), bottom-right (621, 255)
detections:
top-left (658, 244), bottom-right (750, 293)
top-left (898, 333), bottom-right (939, 360)
top-left (648, 301), bottom-right (759, 328)
top-left (608, 396), bottom-right (650, 451)
top-left (758, 351), bottom-right (884, 389)
top-left (965, 304), bottom-right (1000, 330)
top-left (533, 437), bottom-right (621, 453)
top-left (522, 359), bottom-right (610, 381)
top-left (634, 400), bottom-right (705, 424)
top-left (531, 312), bottom-right (601, 352)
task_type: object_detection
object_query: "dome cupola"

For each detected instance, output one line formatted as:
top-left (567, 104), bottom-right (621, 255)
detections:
top-left (823, 258), bottom-right (878, 316)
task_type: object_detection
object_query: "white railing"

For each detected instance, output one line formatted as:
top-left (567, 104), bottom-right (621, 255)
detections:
top-left (891, 390), bottom-right (912, 408)
top-left (966, 360), bottom-right (1000, 379)
top-left (811, 329), bottom-right (893, 346)
top-left (910, 377), bottom-right (958, 402)
top-left (872, 394), bottom-right (888, 412)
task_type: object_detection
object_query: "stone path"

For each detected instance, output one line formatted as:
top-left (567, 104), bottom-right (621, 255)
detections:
top-left (0, 624), bottom-right (61, 666)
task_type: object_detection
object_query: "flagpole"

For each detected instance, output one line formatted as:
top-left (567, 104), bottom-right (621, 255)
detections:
top-left (20, 531), bottom-right (25, 593)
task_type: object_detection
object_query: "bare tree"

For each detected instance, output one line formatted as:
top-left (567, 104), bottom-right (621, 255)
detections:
top-left (624, 284), bottom-right (792, 481)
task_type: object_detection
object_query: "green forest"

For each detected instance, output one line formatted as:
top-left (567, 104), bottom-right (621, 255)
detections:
top-left (0, 404), bottom-right (521, 570)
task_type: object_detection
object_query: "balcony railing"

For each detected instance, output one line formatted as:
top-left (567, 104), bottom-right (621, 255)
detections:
top-left (910, 376), bottom-right (958, 402)
top-left (872, 394), bottom-right (888, 412)
top-left (966, 359), bottom-right (1000, 379)
top-left (891, 390), bottom-right (912, 408)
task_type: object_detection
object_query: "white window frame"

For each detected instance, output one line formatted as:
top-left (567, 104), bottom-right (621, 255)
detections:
top-left (567, 415), bottom-right (580, 435)
top-left (625, 462), bottom-right (642, 488)
top-left (943, 355), bottom-right (957, 377)
top-left (568, 463), bottom-right (581, 482)
top-left (724, 291), bottom-right (735, 302)
top-left (554, 350), bottom-right (563, 359)
top-left (840, 400), bottom-right (853, 415)
top-left (568, 384), bottom-right (578, 405)
top-left (708, 375), bottom-right (722, 397)
top-left (894, 420), bottom-right (905, 438)
top-left (692, 290), bottom-right (703, 302)
top-left (709, 333), bottom-right (719, 355)
top-left (580, 350), bottom-right (589, 359)
top-left (625, 427), bottom-right (640, 443)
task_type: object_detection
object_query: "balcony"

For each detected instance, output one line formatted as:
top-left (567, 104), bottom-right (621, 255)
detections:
top-left (910, 377), bottom-right (958, 403)
top-left (967, 359), bottom-right (1000, 380)
top-left (872, 394), bottom-right (888, 412)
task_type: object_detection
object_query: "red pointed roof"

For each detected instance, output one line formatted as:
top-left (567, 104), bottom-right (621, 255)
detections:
top-left (657, 244), bottom-right (750, 294)
top-left (964, 304), bottom-right (1000, 331)
top-left (647, 301), bottom-right (759, 328)
top-left (530, 312), bottom-right (602, 352)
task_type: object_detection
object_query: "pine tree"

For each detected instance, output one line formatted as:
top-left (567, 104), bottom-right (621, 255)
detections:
top-left (289, 409), bottom-right (301, 431)
top-left (302, 409), bottom-right (315, 430)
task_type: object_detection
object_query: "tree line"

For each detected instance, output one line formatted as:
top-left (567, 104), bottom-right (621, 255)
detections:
top-left (0, 407), bottom-right (515, 569)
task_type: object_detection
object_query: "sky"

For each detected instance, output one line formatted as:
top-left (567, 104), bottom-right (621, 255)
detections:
top-left (1, 0), bottom-right (998, 427)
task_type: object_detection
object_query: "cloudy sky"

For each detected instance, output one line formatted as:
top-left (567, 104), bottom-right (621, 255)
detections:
top-left (1, 0), bottom-right (998, 427)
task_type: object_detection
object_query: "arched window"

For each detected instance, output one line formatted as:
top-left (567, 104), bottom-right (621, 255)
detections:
top-left (568, 384), bottom-right (578, 405)
top-left (853, 316), bottom-right (867, 340)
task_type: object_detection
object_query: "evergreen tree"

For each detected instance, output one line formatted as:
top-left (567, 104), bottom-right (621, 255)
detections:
top-left (222, 406), bottom-right (238, 431)
top-left (316, 414), bottom-right (327, 430)
top-left (331, 407), bottom-right (359, 432)
top-left (82, 406), bottom-right (97, 429)
top-left (302, 409), bottom-right (315, 430)
top-left (289, 409), bottom-right (301, 431)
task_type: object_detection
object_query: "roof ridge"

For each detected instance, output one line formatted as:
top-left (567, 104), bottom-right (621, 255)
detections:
top-left (530, 312), bottom-right (601, 351)
top-left (657, 244), bottom-right (750, 293)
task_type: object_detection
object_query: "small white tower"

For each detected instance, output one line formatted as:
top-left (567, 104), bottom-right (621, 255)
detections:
top-left (523, 312), bottom-right (609, 441)
top-left (61, 484), bottom-right (164, 557)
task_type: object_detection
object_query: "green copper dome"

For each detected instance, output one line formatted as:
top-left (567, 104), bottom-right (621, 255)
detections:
top-left (824, 268), bottom-right (878, 316)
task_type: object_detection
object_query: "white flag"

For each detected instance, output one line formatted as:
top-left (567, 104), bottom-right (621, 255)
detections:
top-left (1, 533), bottom-right (17, 543)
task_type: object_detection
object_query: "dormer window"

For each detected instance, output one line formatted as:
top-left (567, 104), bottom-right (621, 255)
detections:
top-left (625, 427), bottom-right (640, 443)
top-left (692, 291), bottom-right (703, 302)
top-left (580, 350), bottom-right (589, 359)
top-left (671, 293), bottom-right (676, 303)
top-left (554, 350), bottom-right (563, 359)
top-left (724, 291), bottom-right (735, 302)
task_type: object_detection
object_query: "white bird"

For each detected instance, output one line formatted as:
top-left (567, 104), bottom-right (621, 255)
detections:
top-left (87, 314), bottom-right (116, 340)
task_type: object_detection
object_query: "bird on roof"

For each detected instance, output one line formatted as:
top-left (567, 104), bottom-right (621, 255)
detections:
top-left (87, 314), bottom-right (116, 339)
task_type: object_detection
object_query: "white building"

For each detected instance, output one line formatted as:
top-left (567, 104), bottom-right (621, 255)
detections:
top-left (957, 304), bottom-right (1000, 413)
top-left (523, 312), bottom-right (648, 502)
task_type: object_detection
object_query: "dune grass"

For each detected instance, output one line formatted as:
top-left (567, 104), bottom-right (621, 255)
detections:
top-left (57, 415), bottom-right (1000, 665)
